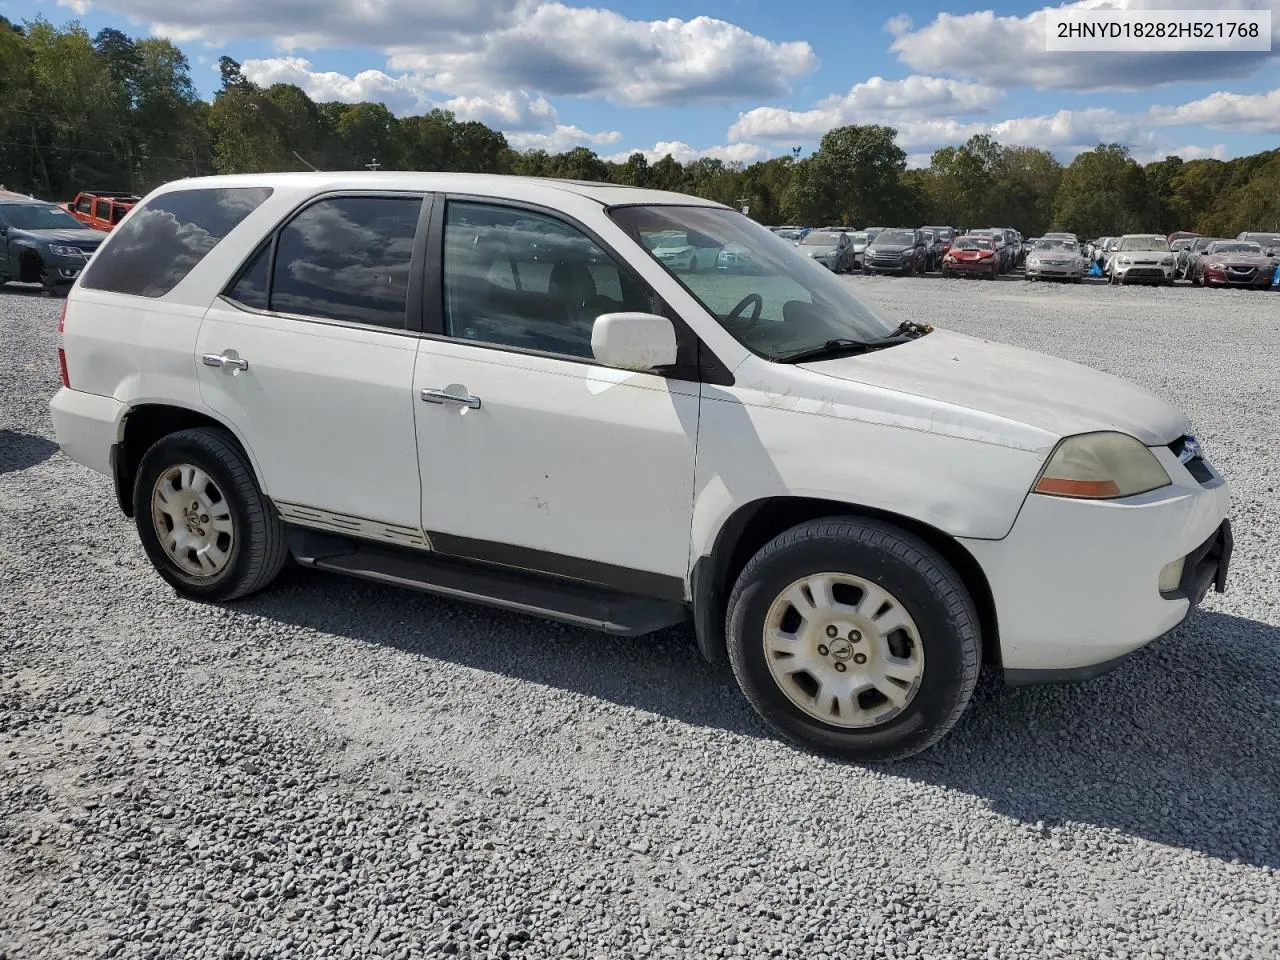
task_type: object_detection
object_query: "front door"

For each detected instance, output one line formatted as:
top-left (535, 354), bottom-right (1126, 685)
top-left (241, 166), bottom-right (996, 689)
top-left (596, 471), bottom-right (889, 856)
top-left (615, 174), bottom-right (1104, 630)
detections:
top-left (196, 193), bottom-right (429, 543)
top-left (413, 199), bottom-right (699, 597)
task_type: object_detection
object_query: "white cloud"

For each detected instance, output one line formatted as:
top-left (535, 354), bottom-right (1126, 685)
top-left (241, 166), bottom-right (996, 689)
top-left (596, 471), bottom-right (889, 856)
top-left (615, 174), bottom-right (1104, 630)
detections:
top-left (1132, 143), bottom-right (1229, 164)
top-left (728, 75), bottom-right (1001, 143)
top-left (241, 57), bottom-right (622, 151)
top-left (889, 1), bottom-right (1279, 92)
top-left (506, 126), bottom-right (623, 152)
top-left (59, 0), bottom-right (521, 48)
top-left (71, 0), bottom-right (816, 107)
top-left (604, 141), bottom-right (773, 165)
top-left (905, 152), bottom-right (932, 169)
top-left (1148, 88), bottom-right (1280, 133)
top-left (441, 92), bottom-right (558, 132)
top-left (243, 57), bottom-right (427, 114)
top-left (385, 4), bottom-right (817, 106)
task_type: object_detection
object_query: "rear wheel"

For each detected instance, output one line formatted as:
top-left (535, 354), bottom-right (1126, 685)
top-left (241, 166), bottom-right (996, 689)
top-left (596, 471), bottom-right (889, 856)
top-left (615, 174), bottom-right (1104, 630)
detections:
top-left (133, 427), bottom-right (288, 602)
top-left (725, 518), bottom-right (981, 762)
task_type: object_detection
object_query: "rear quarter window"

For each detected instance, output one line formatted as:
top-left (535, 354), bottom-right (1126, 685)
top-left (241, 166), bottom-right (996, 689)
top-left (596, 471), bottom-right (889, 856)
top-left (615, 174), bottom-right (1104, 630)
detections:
top-left (79, 186), bottom-right (272, 298)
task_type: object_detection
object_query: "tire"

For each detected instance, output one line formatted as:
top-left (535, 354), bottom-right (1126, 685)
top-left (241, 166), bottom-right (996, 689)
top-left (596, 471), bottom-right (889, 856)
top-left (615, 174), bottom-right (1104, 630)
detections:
top-left (725, 518), bottom-right (981, 762)
top-left (133, 427), bottom-right (288, 602)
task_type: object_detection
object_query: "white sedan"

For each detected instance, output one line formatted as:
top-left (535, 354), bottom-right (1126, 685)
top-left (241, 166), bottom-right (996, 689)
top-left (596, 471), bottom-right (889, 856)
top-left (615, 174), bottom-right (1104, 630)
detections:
top-left (51, 172), bottom-right (1232, 761)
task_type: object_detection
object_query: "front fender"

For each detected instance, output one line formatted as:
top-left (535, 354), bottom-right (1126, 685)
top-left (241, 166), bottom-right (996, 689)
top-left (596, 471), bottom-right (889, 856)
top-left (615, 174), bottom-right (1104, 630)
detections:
top-left (690, 384), bottom-right (1048, 563)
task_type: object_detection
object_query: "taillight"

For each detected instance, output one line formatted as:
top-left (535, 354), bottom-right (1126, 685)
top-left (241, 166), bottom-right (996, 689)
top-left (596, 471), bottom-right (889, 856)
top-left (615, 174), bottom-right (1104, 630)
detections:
top-left (57, 301), bottom-right (70, 388)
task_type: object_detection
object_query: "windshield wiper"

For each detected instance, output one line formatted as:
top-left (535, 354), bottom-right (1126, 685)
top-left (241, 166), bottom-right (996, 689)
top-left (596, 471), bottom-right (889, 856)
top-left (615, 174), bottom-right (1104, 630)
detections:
top-left (779, 321), bottom-right (933, 364)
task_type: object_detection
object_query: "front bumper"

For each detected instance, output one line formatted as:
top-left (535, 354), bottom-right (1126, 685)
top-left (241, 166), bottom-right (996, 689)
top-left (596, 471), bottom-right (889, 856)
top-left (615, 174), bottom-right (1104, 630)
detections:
top-left (864, 259), bottom-right (910, 274)
top-left (46, 250), bottom-right (95, 283)
top-left (1026, 262), bottom-right (1083, 279)
top-left (1115, 263), bottom-right (1175, 282)
top-left (1203, 269), bottom-right (1273, 288)
top-left (959, 446), bottom-right (1231, 680)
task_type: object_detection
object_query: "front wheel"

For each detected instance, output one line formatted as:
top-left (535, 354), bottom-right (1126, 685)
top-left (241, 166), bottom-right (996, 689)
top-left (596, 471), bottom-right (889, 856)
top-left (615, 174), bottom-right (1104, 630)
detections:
top-left (133, 427), bottom-right (288, 602)
top-left (725, 518), bottom-right (981, 762)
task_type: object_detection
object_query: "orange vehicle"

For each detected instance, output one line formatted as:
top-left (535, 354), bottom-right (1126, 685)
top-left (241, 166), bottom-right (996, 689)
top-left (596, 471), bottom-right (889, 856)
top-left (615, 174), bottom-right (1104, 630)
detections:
top-left (63, 191), bottom-right (140, 232)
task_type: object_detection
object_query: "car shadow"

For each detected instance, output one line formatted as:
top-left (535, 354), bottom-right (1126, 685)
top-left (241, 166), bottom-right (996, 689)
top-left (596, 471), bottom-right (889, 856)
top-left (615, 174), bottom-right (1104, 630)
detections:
top-left (241, 570), bottom-right (1279, 869)
top-left (0, 430), bottom-right (59, 475)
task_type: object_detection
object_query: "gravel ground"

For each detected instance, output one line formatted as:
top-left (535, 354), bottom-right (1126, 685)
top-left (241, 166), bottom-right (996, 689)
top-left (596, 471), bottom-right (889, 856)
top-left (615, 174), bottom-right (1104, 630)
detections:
top-left (2, 278), bottom-right (1278, 960)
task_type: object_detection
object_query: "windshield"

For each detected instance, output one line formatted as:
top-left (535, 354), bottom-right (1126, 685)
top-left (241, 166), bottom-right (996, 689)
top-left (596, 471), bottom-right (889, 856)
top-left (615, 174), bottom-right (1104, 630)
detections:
top-left (1240, 234), bottom-right (1280, 246)
top-left (800, 232), bottom-right (839, 246)
top-left (952, 237), bottom-right (992, 250)
top-left (847, 232), bottom-right (868, 244)
top-left (0, 203), bottom-right (83, 231)
top-left (1118, 236), bottom-right (1170, 251)
top-left (1209, 242), bottom-right (1262, 254)
top-left (611, 205), bottom-right (898, 361)
top-left (874, 230), bottom-right (914, 246)
top-left (1034, 239), bottom-right (1078, 253)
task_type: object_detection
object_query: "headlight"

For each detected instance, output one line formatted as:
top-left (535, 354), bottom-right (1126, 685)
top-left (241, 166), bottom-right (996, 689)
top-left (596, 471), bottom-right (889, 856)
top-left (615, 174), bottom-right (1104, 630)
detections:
top-left (48, 245), bottom-right (84, 257)
top-left (1208, 262), bottom-right (1224, 270)
top-left (1160, 256), bottom-right (1175, 266)
top-left (866, 248), bottom-right (877, 257)
top-left (1117, 256), bottom-right (1132, 265)
top-left (1033, 432), bottom-right (1171, 499)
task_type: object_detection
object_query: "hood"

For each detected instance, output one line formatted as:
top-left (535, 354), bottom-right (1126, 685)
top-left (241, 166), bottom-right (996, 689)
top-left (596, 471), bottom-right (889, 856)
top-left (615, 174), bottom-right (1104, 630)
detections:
top-left (1115, 250), bottom-right (1170, 261)
top-left (1206, 254), bottom-right (1274, 267)
top-left (949, 248), bottom-right (994, 260)
top-left (17, 227), bottom-right (105, 245)
top-left (870, 242), bottom-right (910, 253)
top-left (804, 246), bottom-right (836, 256)
top-left (800, 329), bottom-right (1188, 446)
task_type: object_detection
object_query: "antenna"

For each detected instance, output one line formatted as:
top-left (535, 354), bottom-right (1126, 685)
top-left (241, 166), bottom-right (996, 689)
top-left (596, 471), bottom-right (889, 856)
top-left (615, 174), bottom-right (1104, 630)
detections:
top-left (365, 158), bottom-right (382, 171)
top-left (292, 151), bottom-right (321, 172)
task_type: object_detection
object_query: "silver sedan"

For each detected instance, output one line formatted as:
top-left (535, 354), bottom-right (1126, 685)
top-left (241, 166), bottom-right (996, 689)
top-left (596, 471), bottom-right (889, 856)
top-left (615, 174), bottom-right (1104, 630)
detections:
top-left (1024, 238), bottom-right (1086, 281)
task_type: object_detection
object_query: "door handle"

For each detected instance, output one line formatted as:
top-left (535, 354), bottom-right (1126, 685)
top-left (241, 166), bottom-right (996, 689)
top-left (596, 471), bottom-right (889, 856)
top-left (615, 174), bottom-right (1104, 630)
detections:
top-left (421, 387), bottom-right (481, 409)
top-left (201, 351), bottom-right (249, 373)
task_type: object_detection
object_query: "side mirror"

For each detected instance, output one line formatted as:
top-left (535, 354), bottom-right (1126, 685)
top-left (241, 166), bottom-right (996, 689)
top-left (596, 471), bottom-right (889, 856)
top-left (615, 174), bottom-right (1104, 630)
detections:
top-left (591, 312), bottom-right (678, 373)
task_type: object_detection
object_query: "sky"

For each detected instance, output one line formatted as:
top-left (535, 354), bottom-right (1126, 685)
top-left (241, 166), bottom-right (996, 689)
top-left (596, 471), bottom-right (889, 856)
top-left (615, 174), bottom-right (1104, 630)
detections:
top-left (24, 0), bottom-right (1280, 167)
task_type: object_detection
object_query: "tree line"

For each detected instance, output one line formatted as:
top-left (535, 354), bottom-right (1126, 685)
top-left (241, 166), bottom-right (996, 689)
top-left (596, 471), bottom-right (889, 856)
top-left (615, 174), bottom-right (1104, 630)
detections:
top-left (3, 18), bottom-right (1279, 238)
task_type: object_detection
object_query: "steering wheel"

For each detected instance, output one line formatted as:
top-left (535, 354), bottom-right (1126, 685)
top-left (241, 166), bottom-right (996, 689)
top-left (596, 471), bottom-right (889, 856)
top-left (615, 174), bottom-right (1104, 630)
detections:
top-left (723, 293), bottom-right (763, 332)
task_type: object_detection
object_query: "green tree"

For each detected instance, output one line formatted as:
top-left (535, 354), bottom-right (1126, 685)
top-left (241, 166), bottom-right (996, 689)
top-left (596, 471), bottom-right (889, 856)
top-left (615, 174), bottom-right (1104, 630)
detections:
top-left (795, 125), bottom-right (908, 226)
top-left (1052, 144), bottom-right (1150, 237)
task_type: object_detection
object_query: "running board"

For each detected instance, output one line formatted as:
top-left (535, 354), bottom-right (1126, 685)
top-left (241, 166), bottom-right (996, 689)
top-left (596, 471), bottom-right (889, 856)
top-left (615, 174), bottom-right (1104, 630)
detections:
top-left (290, 533), bottom-right (686, 637)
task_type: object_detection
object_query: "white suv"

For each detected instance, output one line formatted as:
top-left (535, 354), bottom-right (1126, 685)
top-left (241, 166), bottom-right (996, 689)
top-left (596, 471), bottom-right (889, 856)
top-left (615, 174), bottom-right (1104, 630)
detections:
top-left (50, 173), bottom-right (1232, 761)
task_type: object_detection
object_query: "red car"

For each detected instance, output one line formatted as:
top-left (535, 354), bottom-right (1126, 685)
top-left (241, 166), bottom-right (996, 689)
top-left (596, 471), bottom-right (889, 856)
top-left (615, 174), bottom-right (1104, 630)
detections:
top-left (62, 191), bottom-right (140, 232)
top-left (940, 235), bottom-right (1001, 279)
top-left (1193, 240), bottom-right (1278, 288)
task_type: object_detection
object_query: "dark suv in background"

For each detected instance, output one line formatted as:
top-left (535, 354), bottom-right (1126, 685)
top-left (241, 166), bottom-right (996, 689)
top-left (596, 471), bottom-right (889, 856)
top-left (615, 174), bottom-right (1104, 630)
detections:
top-left (863, 227), bottom-right (927, 275)
top-left (0, 194), bottom-right (104, 293)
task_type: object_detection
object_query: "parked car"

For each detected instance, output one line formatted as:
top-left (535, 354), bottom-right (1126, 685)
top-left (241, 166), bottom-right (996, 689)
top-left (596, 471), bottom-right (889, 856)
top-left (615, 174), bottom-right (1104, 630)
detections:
top-left (647, 230), bottom-right (718, 272)
top-left (968, 229), bottom-right (1012, 272)
top-left (63, 191), bottom-right (140, 232)
top-left (0, 196), bottom-right (105, 292)
top-left (862, 228), bottom-right (927, 275)
top-left (1167, 231), bottom-right (1199, 246)
top-left (1235, 232), bottom-right (1280, 256)
top-left (1108, 234), bottom-right (1177, 285)
top-left (50, 172), bottom-right (1233, 762)
top-left (1179, 236), bottom-right (1223, 280)
top-left (845, 230), bottom-right (871, 270)
top-left (919, 229), bottom-right (943, 271)
top-left (1192, 240), bottom-right (1278, 288)
top-left (716, 242), bottom-right (765, 274)
top-left (1024, 237), bottom-right (1086, 282)
top-left (796, 229), bottom-right (855, 272)
top-left (921, 225), bottom-right (958, 257)
top-left (940, 235), bottom-right (1000, 279)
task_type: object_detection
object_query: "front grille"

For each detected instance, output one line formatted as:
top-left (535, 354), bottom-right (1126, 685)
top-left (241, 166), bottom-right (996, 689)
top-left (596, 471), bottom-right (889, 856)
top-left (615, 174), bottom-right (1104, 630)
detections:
top-left (1124, 267), bottom-right (1165, 278)
top-left (1226, 267), bottom-right (1257, 280)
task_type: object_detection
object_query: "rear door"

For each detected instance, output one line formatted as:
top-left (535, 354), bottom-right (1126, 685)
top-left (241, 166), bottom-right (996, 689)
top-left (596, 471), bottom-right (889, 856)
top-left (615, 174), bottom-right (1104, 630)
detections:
top-left (195, 192), bottom-right (432, 543)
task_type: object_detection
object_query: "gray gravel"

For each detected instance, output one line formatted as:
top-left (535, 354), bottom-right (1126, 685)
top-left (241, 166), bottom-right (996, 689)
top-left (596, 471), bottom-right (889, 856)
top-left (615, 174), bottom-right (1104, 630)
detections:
top-left (2, 278), bottom-right (1278, 960)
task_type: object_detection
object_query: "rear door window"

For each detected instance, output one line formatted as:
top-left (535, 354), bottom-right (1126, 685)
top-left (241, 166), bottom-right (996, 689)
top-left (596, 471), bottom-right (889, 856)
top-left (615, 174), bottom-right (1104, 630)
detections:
top-left (79, 187), bottom-right (272, 298)
top-left (267, 195), bottom-right (422, 330)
